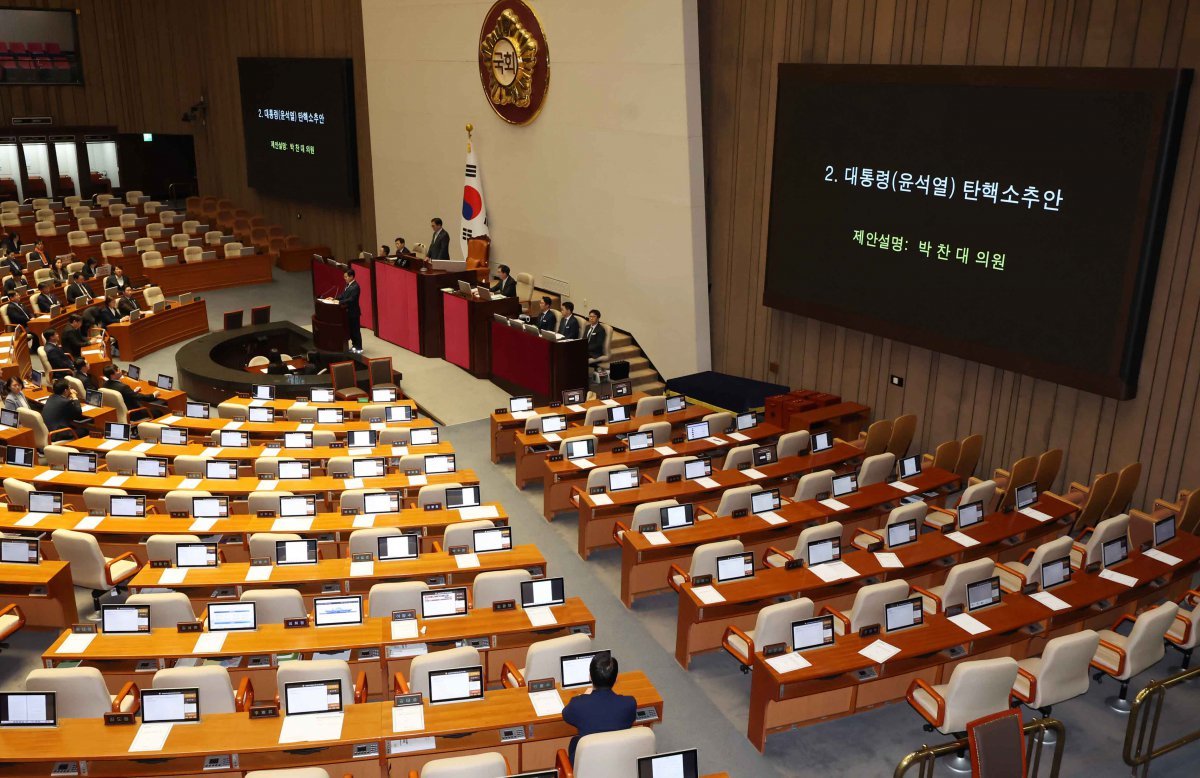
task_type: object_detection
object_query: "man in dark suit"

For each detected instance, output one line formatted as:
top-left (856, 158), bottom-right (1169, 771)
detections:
top-left (43, 329), bottom-right (73, 374)
top-left (536, 296), bottom-right (557, 331)
top-left (5, 290), bottom-right (31, 331)
top-left (116, 285), bottom-right (140, 317)
top-left (3, 268), bottom-right (23, 294)
top-left (394, 237), bottom-right (414, 257)
top-left (60, 314), bottom-right (88, 359)
top-left (585, 309), bottom-right (606, 364)
top-left (427, 218), bottom-right (450, 260)
top-left (561, 654), bottom-right (636, 764)
top-left (25, 240), bottom-right (48, 268)
top-left (65, 272), bottom-right (92, 304)
top-left (103, 365), bottom-right (158, 411)
top-left (558, 301), bottom-right (580, 339)
top-left (332, 268), bottom-right (362, 353)
top-left (490, 265), bottom-right (516, 297)
top-left (41, 378), bottom-right (88, 440)
top-left (35, 281), bottom-right (60, 313)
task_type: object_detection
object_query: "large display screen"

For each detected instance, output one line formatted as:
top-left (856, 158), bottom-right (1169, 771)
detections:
top-left (764, 65), bottom-right (1190, 398)
top-left (237, 57), bottom-right (358, 206)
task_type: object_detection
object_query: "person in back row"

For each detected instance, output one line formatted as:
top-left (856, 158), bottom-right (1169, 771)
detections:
top-left (536, 296), bottom-right (557, 331)
top-left (558, 301), bottom-right (580, 339)
top-left (427, 217), bottom-right (450, 260)
top-left (561, 654), bottom-right (636, 765)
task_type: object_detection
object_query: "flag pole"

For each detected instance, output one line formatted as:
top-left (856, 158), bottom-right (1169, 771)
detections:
top-left (466, 122), bottom-right (473, 153)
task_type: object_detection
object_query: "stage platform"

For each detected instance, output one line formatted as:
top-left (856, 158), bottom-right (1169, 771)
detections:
top-left (666, 371), bottom-right (789, 413)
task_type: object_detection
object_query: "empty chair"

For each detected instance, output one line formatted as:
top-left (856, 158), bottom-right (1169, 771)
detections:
top-left (240, 589), bottom-right (306, 624)
top-left (3, 477), bottom-right (33, 507)
top-left (764, 521), bottom-right (843, 568)
top-left (204, 230), bottom-right (223, 246)
top-left (954, 433), bottom-right (985, 480)
top-left (793, 469), bottom-right (834, 501)
top-left (502, 633), bottom-right (592, 687)
top-left (472, 569), bottom-right (531, 607)
top-left (124, 190), bottom-right (143, 204)
top-left (143, 285), bottom-right (165, 308)
top-left (44, 443), bottom-right (78, 468)
top-left (907, 657), bottom-right (1019, 734)
top-left (711, 484), bottom-right (763, 517)
top-left (886, 413), bottom-right (917, 458)
top-left (823, 579), bottom-right (911, 636)
top-left (656, 456), bottom-right (698, 482)
top-left (403, 646), bottom-right (480, 697)
top-left (248, 490), bottom-right (290, 514)
top-left (858, 452), bottom-right (896, 487)
top-left (582, 406), bottom-right (607, 426)
top-left (103, 226), bottom-right (124, 241)
top-left (1166, 589), bottom-right (1200, 671)
top-left (583, 464), bottom-right (633, 497)
top-left (621, 499), bottom-right (681, 538)
top-left (153, 665), bottom-right (245, 714)
top-left (668, 539), bottom-right (743, 592)
top-left (133, 236), bottom-right (154, 253)
top-left (348, 527), bottom-right (407, 558)
top-left (367, 357), bottom-right (397, 391)
top-left (415, 753), bottom-right (508, 778)
top-left (67, 230), bottom-right (89, 247)
top-left (720, 444), bottom-right (757, 472)
top-left (338, 488), bottom-right (387, 513)
top-left (51, 528), bottom-right (138, 614)
top-left (440, 520), bottom-right (495, 552)
top-left (1092, 602), bottom-right (1180, 711)
top-left (181, 219), bottom-right (200, 236)
top-left (224, 241), bottom-right (244, 258)
top-left (159, 209), bottom-right (178, 225)
top-left (100, 240), bottom-right (122, 259)
top-left (125, 592), bottom-right (196, 628)
top-left (723, 597), bottom-right (815, 669)
top-left (170, 232), bottom-right (189, 249)
top-left (164, 489), bottom-right (211, 514)
top-left (852, 501), bottom-right (928, 550)
top-left (994, 455), bottom-right (1037, 511)
top-left (120, 213), bottom-right (137, 229)
top-left (1064, 471), bottom-right (1119, 537)
top-left (330, 360), bottom-right (365, 401)
top-left (634, 396), bottom-right (665, 416)
top-left (144, 534), bottom-right (203, 563)
top-left (703, 411), bottom-right (733, 433)
top-left (147, 222), bottom-right (166, 239)
top-left (914, 557), bottom-right (995, 614)
top-left (25, 667), bottom-right (138, 719)
top-left (996, 535), bottom-right (1074, 592)
top-left (78, 216), bottom-right (99, 232)
top-left (276, 659), bottom-right (363, 707)
top-left (1071, 513), bottom-right (1130, 569)
top-left (637, 420), bottom-right (671, 446)
top-left (368, 581), bottom-right (429, 618)
top-left (1012, 630), bottom-right (1101, 719)
top-left (183, 246), bottom-right (203, 263)
top-left (250, 305), bottom-right (271, 325)
top-left (850, 418), bottom-right (892, 456)
top-left (417, 482), bottom-right (463, 508)
top-left (566, 727), bottom-right (657, 778)
top-left (924, 479), bottom-right (997, 531)
top-left (248, 532), bottom-right (302, 562)
top-left (173, 455), bottom-right (206, 477)
top-left (35, 221), bottom-right (56, 237)
top-left (1033, 448), bottom-right (1065, 494)
top-left (777, 430), bottom-right (811, 459)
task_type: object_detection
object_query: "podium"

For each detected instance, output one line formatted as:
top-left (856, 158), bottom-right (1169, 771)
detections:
top-left (490, 320), bottom-right (588, 403)
top-left (375, 261), bottom-right (475, 357)
top-left (312, 298), bottom-right (348, 352)
top-left (442, 289), bottom-right (522, 377)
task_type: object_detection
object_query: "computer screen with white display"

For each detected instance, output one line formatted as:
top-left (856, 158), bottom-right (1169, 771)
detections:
top-left (279, 495), bottom-right (316, 517)
top-left (207, 602), bottom-right (256, 632)
top-left (377, 533), bottom-right (419, 561)
top-left (156, 374), bottom-right (174, 391)
top-left (176, 543), bottom-right (218, 568)
top-left (342, 431), bottom-right (374, 450)
top-left (284, 432), bottom-right (313, 449)
top-left (811, 431), bottom-right (833, 452)
top-left (753, 445), bottom-right (777, 466)
top-left (967, 576), bottom-right (1002, 611)
top-left (561, 649), bottom-right (610, 688)
top-left (685, 421), bottom-right (709, 441)
top-left (565, 439), bottom-right (595, 460)
top-left (252, 384), bottom-right (274, 400)
top-left (126, 364), bottom-right (142, 380)
top-left (660, 504), bottom-right (694, 530)
top-left (141, 688), bottom-right (200, 723)
top-left (5, 445), bottom-right (33, 467)
top-left (473, 526), bottom-right (512, 553)
top-left (606, 405), bottom-right (630, 424)
top-left (135, 457), bottom-right (167, 478)
top-left (1015, 482), bottom-right (1038, 510)
top-left (276, 539), bottom-right (318, 565)
top-left (831, 474), bottom-right (858, 497)
top-left (0, 692), bottom-right (56, 727)
top-left (314, 595), bottom-right (363, 627)
top-left (791, 615), bottom-right (836, 651)
top-left (716, 552), bottom-right (754, 582)
top-left (608, 468), bottom-right (640, 492)
top-left (684, 459), bottom-right (711, 479)
top-left (666, 396), bottom-right (687, 413)
top-left (627, 431), bottom-right (653, 451)
top-left (205, 459), bottom-right (238, 479)
top-left (249, 406), bottom-right (273, 423)
top-left (283, 679), bottom-right (342, 715)
top-left (427, 666), bottom-right (484, 704)
top-left (218, 430), bottom-right (249, 448)
top-left (637, 749), bottom-right (700, 778)
top-left (316, 408), bottom-right (344, 424)
top-left (101, 604), bottom-right (150, 634)
top-left (310, 388), bottom-right (335, 402)
top-left (28, 492), bottom-right (62, 514)
top-left (1103, 537), bottom-right (1129, 567)
top-left (160, 427), bottom-right (187, 445)
top-left (885, 597), bottom-right (924, 632)
top-left (1040, 556), bottom-right (1071, 589)
top-left (1155, 516), bottom-right (1176, 547)
top-left (193, 496), bottom-right (229, 518)
top-left (541, 414), bottom-right (567, 433)
top-left (751, 489), bottom-right (781, 514)
top-left (410, 427), bottom-right (439, 446)
top-left (352, 457), bottom-right (386, 478)
top-left (445, 486), bottom-right (480, 509)
top-left (521, 577), bottom-right (565, 608)
top-left (808, 538), bottom-right (841, 566)
top-left (386, 405), bottom-right (414, 422)
top-left (898, 455), bottom-right (921, 479)
top-left (887, 519), bottom-right (918, 548)
top-left (421, 587), bottom-right (468, 618)
top-left (957, 500), bottom-right (985, 529)
top-left (0, 408), bottom-right (16, 428)
top-left (186, 401), bottom-right (209, 418)
top-left (66, 453), bottom-right (96, 473)
top-left (509, 396), bottom-right (533, 413)
top-left (424, 454), bottom-right (455, 474)
top-left (278, 460), bottom-right (311, 480)
top-left (0, 539), bottom-right (37, 564)
top-left (371, 387), bottom-right (397, 402)
top-left (104, 422), bottom-right (129, 441)
top-left (737, 412), bottom-right (757, 431)
top-left (562, 388), bottom-right (585, 404)
top-left (363, 491), bottom-right (400, 514)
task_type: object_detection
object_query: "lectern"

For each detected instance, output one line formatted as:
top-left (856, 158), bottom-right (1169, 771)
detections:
top-left (312, 298), bottom-right (348, 352)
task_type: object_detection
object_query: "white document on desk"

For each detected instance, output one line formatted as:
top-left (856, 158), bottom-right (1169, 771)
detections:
top-left (859, 639), bottom-right (900, 664)
top-left (348, 448), bottom-right (372, 456)
top-left (15, 513), bottom-right (45, 527)
top-left (224, 421), bottom-right (244, 430)
top-left (510, 410), bottom-right (535, 420)
top-left (271, 518), bottom-right (312, 532)
top-left (56, 633), bottom-right (96, 654)
top-left (741, 468), bottom-right (766, 480)
top-left (945, 531), bottom-right (980, 548)
top-left (875, 552), bottom-right (904, 569)
top-left (98, 440), bottom-right (123, 452)
top-left (255, 479), bottom-right (279, 491)
top-left (570, 458), bottom-right (594, 470)
top-left (705, 436), bottom-right (727, 445)
top-left (728, 432), bottom-right (750, 442)
top-left (158, 568), bottom-right (188, 586)
top-left (1144, 548), bottom-right (1182, 567)
top-left (1019, 507), bottom-right (1054, 523)
top-left (695, 477), bottom-right (720, 489)
top-left (193, 631), bottom-right (228, 654)
top-left (567, 404), bottom-right (586, 413)
top-left (1030, 591), bottom-right (1070, 611)
top-left (32, 469), bottom-right (61, 482)
top-left (818, 498), bottom-right (850, 511)
top-left (391, 445), bottom-right (409, 456)
top-left (391, 704), bottom-right (425, 733)
top-left (589, 493), bottom-right (613, 507)
top-left (891, 481), bottom-right (919, 493)
top-left (389, 736), bottom-right (436, 755)
top-left (132, 442), bottom-right (154, 453)
top-left (1099, 569), bottom-right (1138, 588)
top-left (530, 689), bottom-right (565, 717)
top-left (189, 518), bottom-right (217, 532)
top-left (526, 606), bottom-right (557, 627)
top-left (178, 478), bottom-right (202, 489)
top-left (160, 415), bottom-right (182, 424)
top-left (278, 711), bottom-right (343, 744)
top-left (245, 566), bottom-right (273, 582)
top-left (342, 478), bottom-right (365, 489)
top-left (353, 514), bottom-right (376, 528)
top-left (542, 433), bottom-right (561, 443)
top-left (455, 553), bottom-right (481, 569)
top-left (201, 447), bottom-right (223, 458)
top-left (948, 612), bottom-right (990, 635)
top-left (591, 426), bottom-right (608, 435)
top-left (654, 446), bottom-right (676, 456)
top-left (692, 585), bottom-right (725, 605)
top-left (128, 722), bottom-right (173, 752)
top-left (757, 511), bottom-right (786, 526)
top-left (391, 619), bottom-right (419, 640)
top-left (74, 516), bottom-right (103, 530)
top-left (297, 423), bottom-right (314, 431)
top-left (459, 505), bottom-right (499, 521)
top-left (102, 475), bottom-right (129, 488)
top-left (601, 399), bottom-right (619, 407)
top-left (765, 652), bottom-right (811, 674)
top-left (810, 560), bottom-right (857, 583)
top-left (643, 531), bottom-right (670, 546)
top-left (407, 475), bottom-right (428, 487)
top-left (249, 399), bottom-right (267, 407)
top-left (350, 561), bottom-right (375, 577)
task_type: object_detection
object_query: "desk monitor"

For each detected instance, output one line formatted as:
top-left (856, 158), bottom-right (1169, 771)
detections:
top-left (313, 595), bottom-right (363, 627)
top-left (248, 406), bottom-right (274, 423)
top-left (612, 380), bottom-right (632, 398)
top-left (807, 537), bottom-right (841, 566)
top-left (736, 412), bottom-right (757, 431)
top-left (541, 414), bottom-right (567, 434)
top-left (637, 749), bottom-right (699, 778)
top-left (0, 692), bottom-right (56, 727)
top-left (283, 431), bottom-right (313, 449)
top-left (218, 430), bottom-right (249, 448)
top-left (156, 374), bottom-right (174, 391)
top-left (445, 486), bottom-right (480, 510)
top-left (898, 455), bottom-right (922, 480)
top-left (1040, 556), bottom-right (1071, 590)
top-left (753, 444), bottom-right (777, 466)
top-left (473, 526), bottom-right (512, 553)
top-left (141, 688), bottom-right (199, 724)
top-left (207, 601), bottom-right (256, 632)
top-left (660, 503), bottom-right (694, 530)
top-left (420, 587), bottom-right (468, 619)
top-left (110, 494), bottom-right (146, 518)
top-left (176, 542), bottom-right (219, 568)
top-left (791, 615), bottom-right (836, 651)
top-left (205, 458), bottom-right (239, 480)
top-left (967, 576), bottom-right (1002, 612)
top-left (509, 396), bottom-right (534, 414)
top-left (627, 431), bottom-right (653, 451)
top-left (715, 551), bottom-right (755, 583)
top-left (561, 649), bottom-right (611, 689)
top-left (608, 467), bottom-right (640, 492)
top-left (30, 370), bottom-right (42, 387)
top-left (957, 500), bottom-right (985, 529)
top-left (278, 460), bottom-right (311, 480)
top-left (283, 679), bottom-right (343, 716)
top-left (606, 404), bottom-right (631, 424)
top-left (185, 401), bottom-right (209, 418)
top-left (279, 495), bottom-right (316, 517)
top-left (347, 429), bottom-right (378, 448)
top-left (316, 408), bottom-right (344, 425)
top-left (193, 496), bottom-right (229, 518)
top-left (0, 408), bottom-right (17, 428)
top-left (427, 666), bottom-right (484, 705)
top-left (100, 604), bottom-right (151, 634)
top-left (0, 538), bottom-right (38, 564)
top-left (665, 395), bottom-right (687, 413)
top-left (362, 491), bottom-right (401, 514)
top-left (127, 364), bottom-right (141, 380)
top-left (309, 388), bottom-right (335, 402)
top-left (5, 445), bottom-right (34, 467)
top-left (252, 384), bottom-right (274, 400)
top-left (371, 387), bottom-right (397, 403)
top-left (521, 577), bottom-right (565, 608)
top-left (1014, 482), bottom-right (1038, 511)
top-left (562, 388), bottom-right (585, 405)
top-left (351, 457), bottom-right (387, 478)
top-left (751, 489), bottom-right (781, 515)
top-left (28, 491), bottom-right (62, 514)
top-left (410, 427), bottom-right (439, 446)
top-left (66, 452), bottom-right (97, 473)
top-left (811, 431), bottom-right (833, 453)
top-left (424, 454), bottom-right (455, 475)
top-left (683, 458), bottom-right (711, 480)
top-left (564, 438), bottom-right (595, 461)
top-left (160, 427), bottom-right (187, 446)
top-left (1155, 516), bottom-right (1176, 547)
top-left (831, 473), bottom-right (858, 498)
top-left (887, 518), bottom-right (919, 549)
top-left (1102, 536), bottom-right (1129, 568)
top-left (85, 390), bottom-right (103, 408)
top-left (385, 404), bottom-right (414, 422)
top-left (276, 539), bottom-right (318, 565)
top-left (685, 420), bottom-right (709, 441)
top-left (135, 456), bottom-right (168, 478)
top-left (104, 422), bottom-right (130, 442)
top-left (378, 533), bottom-right (419, 561)
top-left (885, 597), bottom-right (924, 633)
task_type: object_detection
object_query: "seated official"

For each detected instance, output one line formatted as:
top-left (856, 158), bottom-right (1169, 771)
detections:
top-left (2, 376), bottom-right (31, 412)
top-left (4, 291), bottom-right (31, 331)
top-left (48, 257), bottom-right (69, 285)
top-left (65, 272), bottom-right (92, 304)
top-left (394, 236), bottom-right (415, 257)
top-left (73, 358), bottom-right (98, 392)
top-left (378, 245), bottom-right (391, 259)
top-left (3, 268), bottom-right (23, 294)
top-left (96, 296), bottom-right (123, 329)
top-left (0, 230), bottom-right (19, 255)
top-left (1, 251), bottom-right (21, 280)
top-left (490, 264), bottom-right (517, 297)
top-left (562, 654), bottom-right (636, 764)
top-left (35, 281), bottom-right (61, 313)
top-left (25, 240), bottom-right (49, 268)
top-left (60, 314), bottom-right (88, 359)
top-left (585, 309), bottom-right (607, 364)
top-left (116, 285), bottom-right (141, 317)
top-left (82, 256), bottom-right (101, 278)
top-left (559, 300), bottom-right (581, 339)
top-left (42, 379), bottom-right (89, 440)
top-left (536, 296), bottom-right (557, 331)
top-left (42, 329), bottom-right (74, 374)
top-left (103, 365), bottom-right (157, 410)
top-left (104, 265), bottom-right (130, 292)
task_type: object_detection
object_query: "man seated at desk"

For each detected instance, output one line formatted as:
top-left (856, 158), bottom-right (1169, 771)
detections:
top-left (490, 264), bottom-right (516, 297)
top-left (35, 280), bottom-right (60, 313)
top-left (42, 329), bottom-right (74, 375)
top-left (65, 272), bottom-right (92, 304)
top-left (536, 296), bottom-right (557, 331)
top-left (25, 240), bottom-right (49, 268)
top-left (73, 358), bottom-right (98, 392)
top-left (559, 301), bottom-right (581, 339)
top-left (3, 268), bottom-right (23, 294)
top-left (4, 290), bottom-right (31, 332)
top-left (562, 654), bottom-right (636, 765)
top-left (41, 378), bottom-right (89, 441)
top-left (104, 364), bottom-right (158, 411)
top-left (116, 285), bottom-right (141, 318)
top-left (60, 314), bottom-right (88, 359)
top-left (1, 251), bottom-right (21, 280)
top-left (394, 236), bottom-right (415, 257)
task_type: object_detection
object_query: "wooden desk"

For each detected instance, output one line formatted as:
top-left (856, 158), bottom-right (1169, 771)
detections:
top-left (221, 396), bottom-right (414, 417)
top-left (150, 412), bottom-right (436, 440)
top-left (374, 262), bottom-right (475, 358)
top-left (129, 251), bottom-right (275, 295)
top-left (489, 320), bottom-right (588, 405)
top-left (107, 299), bottom-right (210, 361)
top-left (788, 401), bottom-right (871, 439)
top-left (0, 331), bottom-right (32, 382)
top-left (123, 378), bottom-right (187, 413)
top-left (671, 496), bottom-right (1078, 666)
top-left (442, 289), bottom-right (522, 377)
top-left (744, 533), bottom-right (1200, 750)
top-left (490, 392), bottom-right (648, 463)
top-left (67, 436), bottom-right (454, 467)
top-left (0, 559), bottom-right (78, 627)
top-left (25, 386), bottom-right (117, 429)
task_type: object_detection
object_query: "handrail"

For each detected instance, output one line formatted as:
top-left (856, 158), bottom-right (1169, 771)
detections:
top-left (894, 717), bottom-right (1065, 778)
top-left (1124, 665), bottom-right (1200, 776)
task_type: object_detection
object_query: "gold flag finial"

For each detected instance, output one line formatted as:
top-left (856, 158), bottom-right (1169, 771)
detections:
top-left (466, 123), bottom-right (474, 152)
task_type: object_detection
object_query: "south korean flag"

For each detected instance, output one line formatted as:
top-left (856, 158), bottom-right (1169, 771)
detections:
top-left (460, 143), bottom-right (489, 258)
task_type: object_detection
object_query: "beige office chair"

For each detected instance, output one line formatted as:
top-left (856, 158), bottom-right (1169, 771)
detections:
top-left (137, 421), bottom-right (164, 442)
top-left (124, 190), bottom-right (144, 205)
top-left (20, 407), bottom-right (71, 450)
top-left (417, 482), bottom-right (464, 508)
top-left (852, 501), bottom-right (928, 550)
top-left (637, 421), bottom-right (671, 446)
top-left (440, 520), bottom-right (496, 552)
top-left (415, 753), bottom-right (508, 778)
top-left (368, 581), bottom-right (429, 618)
top-left (349, 527), bottom-right (407, 558)
top-left (126, 592), bottom-right (196, 629)
top-left (147, 222), bottom-right (167, 239)
top-left (67, 230), bottom-right (90, 248)
top-left (634, 396), bottom-right (666, 416)
top-left (144, 533), bottom-right (205, 564)
top-left (253, 457), bottom-right (295, 478)
top-left (402, 646), bottom-right (481, 698)
top-left (158, 209), bottom-right (178, 225)
top-left (582, 406), bottom-right (608, 426)
top-left (777, 430), bottom-right (811, 459)
top-left (276, 659), bottom-right (364, 707)
top-left (907, 657), bottom-right (1019, 734)
top-left (721, 444), bottom-right (757, 472)
top-left (1166, 589), bottom-right (1200, 672)
top-left (954, 434), bottom-right (985, 480)
top-left (133, 236), bottom-right (154, 253)
top-left (924, 479), bottom-right (997, 531)
top-left (502, 633), bottom-right (593, 688)
top-left (170, 234), bottom-right (190, 250)
top-left (143, 285), bottom-right (165, 308)
top-left (104, 449), bottom-right (144, 475)
top-left (620, 499), bottom-right (681, 540)
top-left (81, 486), bottom-right (127, 514)
top-left (1064, 471), bottom-right (1120, 538)
top-left (764, 521), bottom-right (844, 568)
top-left (849, 418), bottom-right (892, 456)
top-left (667, 539), bottom-right (743, 593)
top-left (224, 241), bottom-right (245, 258)
top-left (25, 667), bottom-right (138, 718)
top-left (2, 477), bottom-right (33, 508)
top-left (78, 216), bottom-right (99, 232)
top-left (247, 490), bottom-right (291, 514)
top-left (153, 665), bottom-right (247, 714)
top-left (181, 219), bottom-right (201, 236)
top-left (35, 221), bottom-right (57, 237)
top-left (1012, 630), bottom-right (1100, 725)
top-left (913, 557), bottom-right (995, 614)
top-left (43, 443), bottom-right (78, 468)
top-left (339, 488), bottom-right (387, 513)
top-left (1070, 513), bottom-right (1130, 569)
top-left (996, 535), bottom-right (1074, 592)
top-left (711, 484), bottom-right (764, 517)
top-left (723, 597), bottom-right (815, 670)
top-left (1092, 602), bottom-right (1179, 712)
top-left (794, 469), bottom-right (834, 501)
top-left (204, 230), bottom-right (223, 246)
top-left (566, 727), bottom-right (657, 778)
top-left (164, 489), bottom-right (211, 514)
top-left (582, 465), bottom-right (632, 498)
top-left (858, 452), bottom-right (896, 487)
top-left (559, 435), bottom-right (600, 459)
top-left (472, 570), bottom-right (531, 607)
top-left (51, 528), bottom-right (138, 615)
top-left (823, 578), bottom-right (910, 636)
top-left (183, 246), bottom-right (203, 263)
top-left (103, 225), bottom-right (123, 241)
top-left (248, 532), bottom-right (302, 562)
top-left (656, 456), bottom-right (698, 482)
top-left (240, 589), bottom-right (306, 625)
top-left (702, 411), bottom-right (733, 434)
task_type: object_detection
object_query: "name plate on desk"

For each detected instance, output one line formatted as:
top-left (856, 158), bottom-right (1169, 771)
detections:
top-left (256, 510), bottom-right (276, 517)
top-left (638, 523), bottom-right (657, 533)
top-left (342, 508), bottom-right (357, 515)
top-left (589, 486), bottom-right (606, 495)
top-left (692, 574), bottom-right (713, 586)
top-left (492, 599), bottom-right (516, 612)
top-left (283, 617), bottom-right (309, 629)
top-left (149, 560), bottom-right (172, 569)
top-left (405, 469), bottom-right (421, 476)
top-left (89, 508), bottom-right (105, 516)
top-left (548, 401), bottom-right (562, 408)
top-left (329, 442), bottom-right (346, 449)
top-left (448, 545), bottom-right (469, 556)
top-left (249, 702), bottom-right (279, 718)
top-left (860, 624), bottom-right (880, 638)
top-left (732, 508), bottom-right (748, 518)
top-left (494, 408), bottom-right (507, 415)
top-left (394, 692), bottom-right (423, 707)
top-left (763, 642), bottom-right (787, 657)
top-left (529, 677), bottom-right (556, 693)
top-left (178, 621), bottom-right (203, 633)
top-left (103, 711), bottom-right (136, 726)
top-left (784, 559), bottom-right (804, 570)
top-left (71, 623), bottom-right (98, 634)
top-left (351, 552), bottom-right (373, 563)
top-left (170, 511), bottom-right (189, 518)
top-left (548, 454), bottom-right (563, 462)
top-left (250, 557), bottom-right (272, 566)
top-left (259, 473), bottom-right (276, 480)
top-left (600, 395), bottom-right (611, 401)
top-left (666, 474), bottom-right (681, 483)
top-left (423, 503), bottom-right (441, 511)
top-left (672, 436), bottom-right (685, 444)
top-left (612, 445), bottom-right (627, 454)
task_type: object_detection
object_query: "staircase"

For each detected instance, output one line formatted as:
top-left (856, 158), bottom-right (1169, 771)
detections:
top-left (608, 328), bottom-right (665, 395)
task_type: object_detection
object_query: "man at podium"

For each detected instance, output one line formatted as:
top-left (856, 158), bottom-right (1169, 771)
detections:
top-left (320, 268), bottom-right (363, 354)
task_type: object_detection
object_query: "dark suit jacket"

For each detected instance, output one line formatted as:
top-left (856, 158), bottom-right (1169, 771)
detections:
top-left (559, 314), bottom-right (580, 339)
top-left (427, 229), bottom-right (450, 260)
top-left (105, 274), bottom-right (129, 291)
top-left (561, 688), bottom-right (637, 764)
top-left (116, 297), bottom-right (139, 317)
top-left (61, 327), bottom-right (87, 359)
top-left (5, 301), bottom-right (30, 329)
top-left (36, 293), bottom-right (59, 313)
top-left (25, 251), bottom-right (47, 268)
top-left (3, 276), bottom-right (22, 294)
top-left (105, 378), bottom-right (153, 410)
top-left (41, 393), bottom-right (86, 435)
top-left (96, 306), bottom-right (122, 328)
top-left (490, 276), bottom-right (516, 297)
top-left (536, 309), bottom-right (557, 331)
top-left (65, 282), bottom-right (92, 303)
top-left (75, 370), bottom-right (98, 392)
top-left (45, 342), bottom-right (73, 371)
top-left (585, 324), bottom-right (606, 359)
top-left (338, 281), bottom-right (361, 320)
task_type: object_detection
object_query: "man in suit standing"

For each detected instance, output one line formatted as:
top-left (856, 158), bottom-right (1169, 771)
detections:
top-left (35, 281), bottom-right (60, 313)
top-left (558, 301), bottom-right (580, 339)
top-left (329, 268), bottom-right (363, 354)
top-left (490, 265), bottom-right (516, 297)
top-left (535, 296), bottom-right (557, 331)
top-left (427, 218), bottom-right (450, 260)
top-left (585, 309), bottom-right (606, 365)
top-left (561, 654), bottom-right (636, 765)
top-left (41, 378), bottom-right (88, 440)
top-left (60, 314), bottom-right (88, 359)
top-left (65, 272), bottom-right (92, 304)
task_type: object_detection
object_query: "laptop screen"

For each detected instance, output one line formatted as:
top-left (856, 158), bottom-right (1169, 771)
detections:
top-left (626, 431), bottom-right (653, 451)
top-left (134, 457), bottom-right (167, 478)
top-left (791, 615), bottom-right (836, 651)
top-left (1014, 482), bottom-right (1038, 511)
top-left (409, 427), bottom-right (439, 446)
top-left (666, 396), bottom-right (686, 413)
top-left (424, 454), bottom-right (455, 475)
top-left (751, 489), bottom-right (781, 514)
top-left (276, 539), bottom-right (318, 565)
top-left (898, 455), bottom-right (921, 479)
top-left (561, 388), bottom-right (585, 404)
top-left (612, 380), bottom-right (632, 397)
top-left (279, 495), bottom-right (316, 517)
top-left (0, 692), bottom-right (56, 727)
top-left (362, 491), bottom-right (401, 514)
top-left (957, 500), bottom-right (985, 529)
top-left (141, 688), bottom-right (199, 723)
top-left (608, 468), bottom-right (640, 492)
top-left (1154, 516), bottom-right (1176, 547)
top-left (427, 666), bottom-right (484, 704)
top-left (5, 445), bottom-right (34, 467)
top-left (606, 405), bottom-right (631, 424)
top-left (28, 491), bottom-right (62, 514)
top-left (831, 473), bottom-right (857, 497)
top-left (660, 504), bottom-right (694, 530)
top-left (811, 431), bottom-right (833, 452)
top-left (283, 679), bottom-right (342, 716)
top-left (252, 384), bottom-right (274, 400)
top-left (313, 595), bottom-right (363, 627)
top-left (541, 414), bottom-right (567, 434)
top-left (127, 364), bottom-right (141, 380)
top-left (205, 459), bottom-right (239, 480)
top-left (309, 388), bottom-right (335, 402)
top-left (561, 650), bottom-right (610, 689)
top-left (753, 445), bottom-right (777, 466)
top-left (175, 543), bottom-right (218, 568)
top-left (377, 533), bottom-right (419, 561)
top-left (886, 519), bottom-right (918, 548)
top-left (473, 526), bottom-right (512, 553)
top-left (685, 421), bottom-right (709, 441)
top-left (420, 587), bottom-right (468, 619)
top-left (736, 412), bottom-right (757, 431)
top-left (207, 602), bottom-right (256, 632)
top-left (218, 430), bottom-right (249, 447)
top-left (278, 460), bottom-right (311, 480)
top-left (248, 406), bottom-right (273, 423)
top-left (564, 438), bottom-right (595, 460)
top-left (66, 453), bottom-right (96, 473)
top-left (445, 486), bottom-right (480, 509)
top-left (509, 396), bottom-right (534, 413)
top-left (193, 497), bottom-right (229, 518)
top-left (1040, 556), bottom-right (1071, 590)
top-left (185, 401), bottom-right (209, 418)
top-left (521, 577), bottom-right (565, 608)
top-left (684, 459), bottom-right (711, 480)
top-left (1102, 537), bottom-right (1129, 568)
top-left (966, 577), bottom-right (1002, 611)
top-left (160, 427), bottom-right (187, 446)
top-left (0, 538), bottom-right (38, 564)
top-left (156, 374), bottom-right (174, 391)
top-left (347, 429), bottom-right (377, 448)
top-left (104, 422), bottom-right (130, 441)
top-left (371, 387), bottom-right (397, 402)
top-left (807, 537), bottom-right (840, 566)
top-left (885, 597), bottom-right (924, 632)
top-left (101, 604), bottom-right (150, 634)
top-left (386, 405), bottom-right (414, 422)
top-left (637, 750), bottom-right (699, 778)
top-left (283, 432), bottom-right (313, 449)
top-left (715, 552), bottom-right (754, 583)
top-left (316, 408), bottom-right (344, 424)
top-left (352, 458), bottom-right (387, 478)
